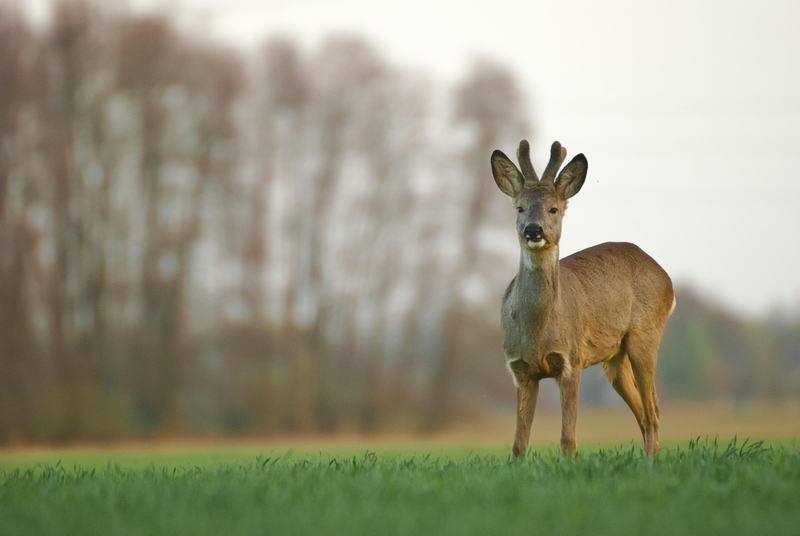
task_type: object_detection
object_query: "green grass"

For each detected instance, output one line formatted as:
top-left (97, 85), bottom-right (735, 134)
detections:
top-left (1, 438), bottom-right (799, 535)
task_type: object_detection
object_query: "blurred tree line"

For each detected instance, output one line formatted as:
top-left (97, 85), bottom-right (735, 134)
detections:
top-left (0, 2), bottom-right (797, 444)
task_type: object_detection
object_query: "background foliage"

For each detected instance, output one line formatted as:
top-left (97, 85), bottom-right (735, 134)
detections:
top-left (0, 1), bottom-right (798, 444)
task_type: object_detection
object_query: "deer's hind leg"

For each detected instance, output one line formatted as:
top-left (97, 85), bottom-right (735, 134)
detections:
top-left (623, 333), bottom-right (662, 457)
top-left (602, 353), bottom-right (645, 439)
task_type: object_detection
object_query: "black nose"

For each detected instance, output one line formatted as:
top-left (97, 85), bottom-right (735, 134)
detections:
top-left (523, 224), bottom-right (544, 240)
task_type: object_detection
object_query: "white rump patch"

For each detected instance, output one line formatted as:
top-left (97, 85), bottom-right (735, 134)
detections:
top-left (560, 357), bottom-right (573, 380)
top-left (505, 358), bottom-right (519, 387)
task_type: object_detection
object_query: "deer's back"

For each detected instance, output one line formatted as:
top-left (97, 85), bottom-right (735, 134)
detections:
top-left (561, 242), bottom-right (674, 335)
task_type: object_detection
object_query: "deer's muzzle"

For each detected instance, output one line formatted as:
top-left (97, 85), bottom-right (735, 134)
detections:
top-left (523, 223), bottom-right (545, 248)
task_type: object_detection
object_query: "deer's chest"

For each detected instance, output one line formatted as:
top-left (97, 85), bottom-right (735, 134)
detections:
top-left (501, 310), bottom-right (569, 366)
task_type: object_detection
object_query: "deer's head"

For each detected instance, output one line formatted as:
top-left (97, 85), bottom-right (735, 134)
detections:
top-left (491, 140), bottom-right (587, 253)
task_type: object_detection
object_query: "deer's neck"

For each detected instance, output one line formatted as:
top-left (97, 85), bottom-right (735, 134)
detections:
top-left (505, 246), bottom-right (561, 360)
top-left (517, 246), bottom-right (560, 322)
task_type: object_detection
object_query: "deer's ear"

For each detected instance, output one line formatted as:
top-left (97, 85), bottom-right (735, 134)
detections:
top-left (555, 154), bottom-right (587, 199)
top-left (491, 150), bottom-right (524, 197)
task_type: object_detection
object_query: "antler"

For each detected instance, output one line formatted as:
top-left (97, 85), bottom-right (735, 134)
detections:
top-left (541, 141), bottom-right (567, 183)
top-left (516, 140), bottom-right (539, 182)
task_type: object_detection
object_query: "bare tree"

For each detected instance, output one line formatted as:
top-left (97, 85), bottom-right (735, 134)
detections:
top-left (0, 5), bottom-right (49, 441)
top-left (113, 13), bottom-right (245, 430)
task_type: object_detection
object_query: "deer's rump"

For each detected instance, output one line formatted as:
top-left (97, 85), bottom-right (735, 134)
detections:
top-left (560, 241), bottom-right (675, 367)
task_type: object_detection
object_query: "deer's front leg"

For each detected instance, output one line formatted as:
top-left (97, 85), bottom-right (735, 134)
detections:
top-left (512, 377), bottom-right (539, 458)
top-left (557, 367), bottom-right (581, 457)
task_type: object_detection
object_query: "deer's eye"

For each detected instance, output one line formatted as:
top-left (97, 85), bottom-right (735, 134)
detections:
top-left (516, 206), bottom-right (524, 213)
top-left (549, 207), bottom-right (558, 214)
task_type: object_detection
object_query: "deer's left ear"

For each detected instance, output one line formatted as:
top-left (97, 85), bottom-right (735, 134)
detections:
top-left (555, 154), bottom-right (587, 199)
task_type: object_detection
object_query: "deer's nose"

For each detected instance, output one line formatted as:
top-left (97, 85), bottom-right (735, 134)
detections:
top-left (523, 224), bottom-right (544, 241)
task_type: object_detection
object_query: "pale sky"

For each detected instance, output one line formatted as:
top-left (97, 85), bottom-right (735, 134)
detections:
top-left (26, 0), bottom-right (800, 316)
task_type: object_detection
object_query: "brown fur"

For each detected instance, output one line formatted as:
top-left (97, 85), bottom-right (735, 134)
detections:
top-left (492, 141), bottom-right (674, 458)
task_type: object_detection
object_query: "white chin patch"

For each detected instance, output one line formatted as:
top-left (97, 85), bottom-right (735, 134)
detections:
top-left (527, 239), bottom-right (546, 249)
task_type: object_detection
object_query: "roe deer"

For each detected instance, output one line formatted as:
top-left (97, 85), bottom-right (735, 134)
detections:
top-left (491, 140), bottom-right (675, 458)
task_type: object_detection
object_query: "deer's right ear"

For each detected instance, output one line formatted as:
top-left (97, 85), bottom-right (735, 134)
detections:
top-left (491, 150), bottom-right (524, 197)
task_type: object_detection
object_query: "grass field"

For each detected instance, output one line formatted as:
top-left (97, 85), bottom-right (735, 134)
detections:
top-left (1, 439), bottom-right (799, 535)
top-left (2, 404), bottom-right (799, 535)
